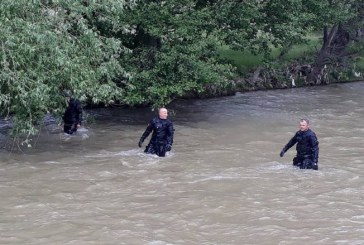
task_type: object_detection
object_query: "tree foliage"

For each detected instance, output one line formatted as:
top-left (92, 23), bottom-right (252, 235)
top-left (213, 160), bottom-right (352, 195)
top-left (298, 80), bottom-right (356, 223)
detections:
top-left (1, 0), bottom-right (363, 140)
top-left (119, 0), bottom-right (236, 106)
top-left (0, 0), bottom-right (132, 137)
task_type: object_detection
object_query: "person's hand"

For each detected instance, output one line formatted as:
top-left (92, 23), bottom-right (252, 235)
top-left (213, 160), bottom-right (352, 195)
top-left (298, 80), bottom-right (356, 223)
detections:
top-left (280, 150), bottom-right (285, 157)
top-left (138, 139), bottom-right (143, 148)
top-left (77, 124), bottom-right (81, 128)
top-left (166, 144), bottom-right (172, 151)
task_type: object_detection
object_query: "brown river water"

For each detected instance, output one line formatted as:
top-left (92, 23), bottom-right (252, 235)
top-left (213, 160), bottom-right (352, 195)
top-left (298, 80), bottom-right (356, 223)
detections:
top-left (0, 82), bottom-right (363, 244)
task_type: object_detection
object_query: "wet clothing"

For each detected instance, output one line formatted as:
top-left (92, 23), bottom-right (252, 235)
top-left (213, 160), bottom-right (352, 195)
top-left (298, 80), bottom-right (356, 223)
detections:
top-left (63, 98), bottom-right (82, 135)
top-left (281, 129), bottom-right (319, 170)
top-left (139, 117), bottom-right (174, 157)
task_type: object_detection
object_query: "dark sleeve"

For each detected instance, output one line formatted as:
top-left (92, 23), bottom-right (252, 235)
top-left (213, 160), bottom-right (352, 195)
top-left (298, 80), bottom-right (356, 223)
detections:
top-left (283, 132), bottom-right (298, 152)
top-left (141, 119), bottom-right (154, 140)
top-left (310, 133), bottom-right (319, 163)
top-left (166, 122), bottom-right (174, 146)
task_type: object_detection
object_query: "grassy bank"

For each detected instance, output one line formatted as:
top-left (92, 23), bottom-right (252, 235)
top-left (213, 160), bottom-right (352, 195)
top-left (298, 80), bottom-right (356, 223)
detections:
top-left (212, 34), bottom-right (364, 97)
top-left (218, 34), bottom-right (321, 74)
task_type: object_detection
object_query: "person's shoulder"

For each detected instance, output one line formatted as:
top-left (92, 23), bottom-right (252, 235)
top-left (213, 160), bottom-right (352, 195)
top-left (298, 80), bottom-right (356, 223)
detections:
top-left (70, 98), bottom-right (81, 104)
top-left (157, 117), bottom-right (173, 125)
top-left (308, 129), bottom-right (317, 136)
top-left (151, 117), bottom-right (159, 123)
top-left (301, 129), bottom-right (316, 138)
top-left (165, 118), bottom-right (173, 125)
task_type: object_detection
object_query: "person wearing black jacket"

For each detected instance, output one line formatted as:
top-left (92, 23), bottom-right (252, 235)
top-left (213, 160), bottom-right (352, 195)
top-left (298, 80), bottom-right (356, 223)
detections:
top-left (138, 108), bottom-right (174, 157)
top-left (280, 119), bottom-right (319, 170)
top-left (62, 91), bottom-right (82, 135)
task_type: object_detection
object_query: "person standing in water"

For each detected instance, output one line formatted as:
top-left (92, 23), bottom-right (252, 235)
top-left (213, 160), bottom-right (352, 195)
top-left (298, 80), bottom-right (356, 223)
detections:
top-left (280, 118), bottom-right (319, 170)
top-left (62, 91), bottom-right (83, 135)
top-left (138, 108), bottom-right (174, 157)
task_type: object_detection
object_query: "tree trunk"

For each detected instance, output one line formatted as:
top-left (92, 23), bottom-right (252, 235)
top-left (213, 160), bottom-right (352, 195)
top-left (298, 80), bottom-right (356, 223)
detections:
top-left (307, 23), bottom-right (352, 84)
top-left (307, 25), bottom-right (339, 84)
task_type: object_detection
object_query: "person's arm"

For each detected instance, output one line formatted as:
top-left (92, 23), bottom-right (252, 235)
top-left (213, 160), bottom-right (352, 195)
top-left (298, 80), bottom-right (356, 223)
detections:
top-left (310, 133), bottom-right (319, 163)
top-left (280, 133), bottom-right (298, 157)
top-left (166, 122), bottom-right (175, 151)
top-left (138, 120), bottom-right (154, 147)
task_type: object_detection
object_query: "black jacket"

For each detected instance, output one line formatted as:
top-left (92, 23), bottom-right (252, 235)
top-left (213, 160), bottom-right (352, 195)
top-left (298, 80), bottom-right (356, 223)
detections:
top-left (141, 117), bottom-right (174, 146)
top-left (63, 98), bottom-right (82, 126)
top-left (283, 129), bottom-right (319, 163)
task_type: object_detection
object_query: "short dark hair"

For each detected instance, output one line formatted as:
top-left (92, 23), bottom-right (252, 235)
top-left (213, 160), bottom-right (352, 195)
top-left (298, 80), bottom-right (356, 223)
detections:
top-left (300, 118), bottom-right (309, 124)
top-left (63, 90), bottom-right (72, 97)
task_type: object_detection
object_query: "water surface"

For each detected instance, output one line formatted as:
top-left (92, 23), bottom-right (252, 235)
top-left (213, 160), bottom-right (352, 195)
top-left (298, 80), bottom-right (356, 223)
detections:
top-left (1, 82), bottom-right (363, 244)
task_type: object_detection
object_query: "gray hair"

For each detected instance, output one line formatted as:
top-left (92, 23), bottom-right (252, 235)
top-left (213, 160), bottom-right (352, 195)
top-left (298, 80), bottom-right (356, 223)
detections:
top-left (300, 118), bottom-right (310, 124)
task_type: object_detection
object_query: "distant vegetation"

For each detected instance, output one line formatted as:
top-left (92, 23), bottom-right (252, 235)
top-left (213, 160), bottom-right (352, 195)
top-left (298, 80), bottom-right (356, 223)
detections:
top-left (219, 34), bottom-right (321, 73)
top-left (1, 0), bottom-right (364, 142)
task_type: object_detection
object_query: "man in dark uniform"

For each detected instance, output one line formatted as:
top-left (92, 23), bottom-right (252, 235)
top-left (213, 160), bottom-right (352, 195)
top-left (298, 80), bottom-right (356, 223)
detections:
top-left (62, 91), bottom-right (82, 135)
top-left (280, 119), bottom-right (319, 170)
top-left (138, 108), bottom-right (174, 157)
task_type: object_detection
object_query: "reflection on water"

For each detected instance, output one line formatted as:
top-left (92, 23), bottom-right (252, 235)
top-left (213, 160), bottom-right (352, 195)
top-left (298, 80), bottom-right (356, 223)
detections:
top-left (1, 82), bottom-right (364, 245)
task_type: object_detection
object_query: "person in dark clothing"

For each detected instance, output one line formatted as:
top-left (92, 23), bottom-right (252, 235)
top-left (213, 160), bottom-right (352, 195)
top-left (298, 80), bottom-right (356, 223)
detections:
top-left (138, 108), bottom-right (174, 157)
top-left (280, 119), bottom-right (319, 170)
top-left (62, 91), bottom-right (82, 135)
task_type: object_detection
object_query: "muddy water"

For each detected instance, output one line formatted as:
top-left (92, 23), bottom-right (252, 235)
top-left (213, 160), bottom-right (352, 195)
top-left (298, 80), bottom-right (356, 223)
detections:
top-left (0, 82), bottom-right (363, 244)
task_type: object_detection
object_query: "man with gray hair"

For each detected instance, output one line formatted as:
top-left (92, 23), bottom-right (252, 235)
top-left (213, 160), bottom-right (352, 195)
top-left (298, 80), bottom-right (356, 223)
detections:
top-left (280, 119), bottom-right (319, 170)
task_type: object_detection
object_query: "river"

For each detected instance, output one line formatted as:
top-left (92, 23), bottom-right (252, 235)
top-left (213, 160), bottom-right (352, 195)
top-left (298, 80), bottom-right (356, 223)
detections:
top-left (0, 82), bottom-right (363, 245)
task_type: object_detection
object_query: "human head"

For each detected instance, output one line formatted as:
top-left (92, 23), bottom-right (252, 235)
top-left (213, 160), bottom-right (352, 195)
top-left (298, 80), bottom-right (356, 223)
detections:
top-left (63, 90), bottom-right (72, 98)
top-left (63, 90), bottom-right (72, 102)
top-left (159, 108), bottom-right (168, 119)
top-left (299, 118), bottom-right (310, 131)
